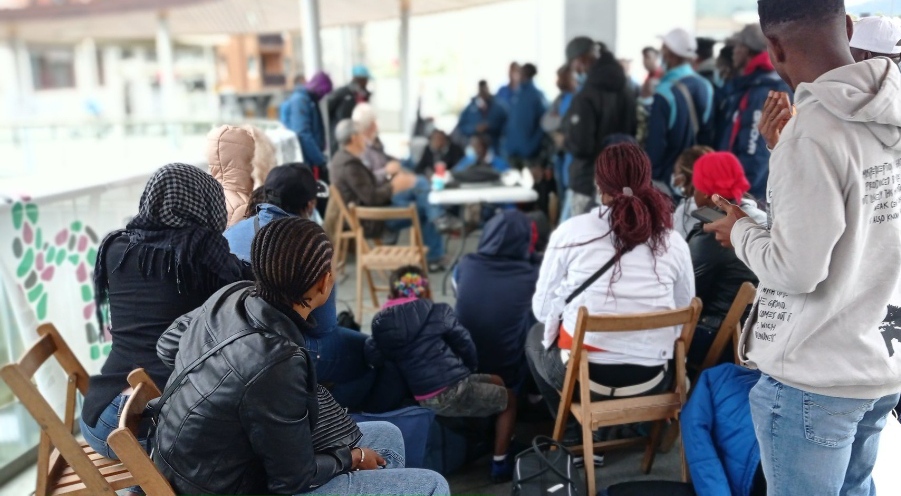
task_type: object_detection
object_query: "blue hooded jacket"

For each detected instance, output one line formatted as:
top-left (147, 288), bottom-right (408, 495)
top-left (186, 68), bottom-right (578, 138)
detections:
top-left (717, 68), bottom-right (791, 199)
top-left (280, 87), bottom-right (327, 166)
top-left (682, 364), bottom-right (762, 496)
top-left (645, 64), bottom-right (715, 185)
top-left (223, 204), bottom-right (336, 339)
top-left (455, 97), bottom-right (507, 148)
top-left (504, 80), bottom-right (548, 159)
top-left (455, 211), bottom-right (540, 386)
top-left (367, 299), bottom-right (478, 397)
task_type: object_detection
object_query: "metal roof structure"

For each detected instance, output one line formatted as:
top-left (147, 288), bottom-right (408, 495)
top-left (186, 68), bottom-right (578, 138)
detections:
top-left (0, 0), bottom-right (509, 42)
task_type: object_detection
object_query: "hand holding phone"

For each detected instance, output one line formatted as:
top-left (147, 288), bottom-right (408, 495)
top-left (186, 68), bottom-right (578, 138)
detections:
top-left (702, 195), bottom-right (751, 249)
top-left (691, 207), bottom-right (726, 224)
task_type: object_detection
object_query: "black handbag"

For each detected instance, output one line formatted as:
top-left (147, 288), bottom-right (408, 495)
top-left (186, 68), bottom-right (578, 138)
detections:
top-left (512, 436), bottom-right (585, 496)
top-left (311, 385), bottom-right (363, 452)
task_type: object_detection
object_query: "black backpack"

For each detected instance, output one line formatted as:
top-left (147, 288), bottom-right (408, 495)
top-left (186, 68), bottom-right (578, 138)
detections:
top-left (512, 436), bottom-right (585, 496)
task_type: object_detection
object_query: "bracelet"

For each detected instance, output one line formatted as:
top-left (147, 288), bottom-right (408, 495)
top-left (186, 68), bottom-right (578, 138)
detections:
top-left (353, 447), bottom-right (364, 470)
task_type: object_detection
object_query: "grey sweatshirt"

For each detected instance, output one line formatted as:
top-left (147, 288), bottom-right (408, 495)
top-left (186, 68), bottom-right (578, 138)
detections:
top-left (733, 58), bottom-right (901, 399)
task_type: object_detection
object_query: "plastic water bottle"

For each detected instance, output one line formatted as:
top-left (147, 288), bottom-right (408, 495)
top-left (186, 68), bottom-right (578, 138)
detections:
top-left (432, 162), bottom-right (447, 191)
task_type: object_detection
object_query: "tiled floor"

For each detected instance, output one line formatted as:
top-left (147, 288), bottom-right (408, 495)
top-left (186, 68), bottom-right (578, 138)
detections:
top-left (0, 234), bottom-right (686, 495)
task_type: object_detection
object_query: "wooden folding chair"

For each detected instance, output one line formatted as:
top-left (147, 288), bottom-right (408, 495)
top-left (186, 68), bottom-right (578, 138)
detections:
top-left (698, 282), bottom-right (757, 372)
top-left (352, 205), bottom-right (430, 318)
top-left (328, 185), bottom-right (359, 275)
top-left (553, 299), bottom-right (702, 496)
top-left (0, 324), bottom-right (136, 495)
top-left (108, 369), bottom-right (175, 496)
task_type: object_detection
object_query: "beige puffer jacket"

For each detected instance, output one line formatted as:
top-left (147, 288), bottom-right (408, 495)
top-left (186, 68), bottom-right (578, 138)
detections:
top-left (207, 125), bottom-right (278, 226)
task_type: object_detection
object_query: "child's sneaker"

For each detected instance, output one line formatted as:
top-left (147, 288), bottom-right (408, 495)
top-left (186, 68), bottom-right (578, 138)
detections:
top-left (490, 456), bottom-right (514, 484)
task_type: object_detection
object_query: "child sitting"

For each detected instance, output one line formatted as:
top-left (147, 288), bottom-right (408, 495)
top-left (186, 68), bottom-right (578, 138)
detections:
top-left (366, 266), bottom-right (517, 482)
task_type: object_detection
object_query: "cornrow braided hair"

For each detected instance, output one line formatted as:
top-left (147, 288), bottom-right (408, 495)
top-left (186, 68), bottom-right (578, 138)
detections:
top-left (251, 217), bottom-right (333, 308)
top-left (594, 143), bottom-right (673, 280)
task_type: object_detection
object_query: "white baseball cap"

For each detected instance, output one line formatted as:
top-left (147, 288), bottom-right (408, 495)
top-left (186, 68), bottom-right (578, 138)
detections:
top-left (850, 16), bottom-right (901, 55)
top-left (660, 28), bottom-right (698, 59)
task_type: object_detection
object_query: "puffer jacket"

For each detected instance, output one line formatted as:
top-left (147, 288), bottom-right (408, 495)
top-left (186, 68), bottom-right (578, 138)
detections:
top-left (455, 211), bottom-right (540, 386)
top-left (366, 299), bottom-right (478, 397)
top-left (207, 126), bottom-right (277, 226)
top-left (208, 125), bottom-right (255, 226)
top-left (682, 364), bottom-right (762, 496)
top-left (153, 282), bottom-right (353, 495)
top-left (563, 50), bottom-right (638, 196)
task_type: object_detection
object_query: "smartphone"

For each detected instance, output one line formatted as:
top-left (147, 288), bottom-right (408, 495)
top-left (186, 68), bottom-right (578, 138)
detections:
top-left (691, 207), bottom-right (726, 224)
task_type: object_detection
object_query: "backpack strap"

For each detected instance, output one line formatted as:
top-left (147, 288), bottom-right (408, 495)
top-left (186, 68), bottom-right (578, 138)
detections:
top-left (674, 82), bottom-right (700, 140)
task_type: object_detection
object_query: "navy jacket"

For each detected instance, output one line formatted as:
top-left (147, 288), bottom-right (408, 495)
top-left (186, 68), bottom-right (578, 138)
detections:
top-left (504, 80), bottom-right (548, 159)
top-left (682, 364), bottom-right (762, 496)
top-left (645, 64), bottom-right (715, 186)
top-left (367, 299), bottom-right (477, 397)
top-left (455, 211), bottom-right (540, 386)
top-left (717, 70), bottom-right (791, 199)
top-left (280, 87), bottom-right (327, 166)
top-left (455, 96), bottom-right (507, 148)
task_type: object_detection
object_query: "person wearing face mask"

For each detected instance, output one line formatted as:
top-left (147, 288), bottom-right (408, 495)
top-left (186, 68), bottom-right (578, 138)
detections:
top-left (542, 65), bottom-right (578, 218)
top-left (671, 145), bottom-right (714, 238)
top-left (717, 24), bottom-right (792, 201)
top-left (454, 80), bottom-right (508, 152)
top-left (645, 28), bottom-right (715, 197)
top-left (561, 36), bottom-right (638, 218)
top-left (453, 134), bottom-right (510, 173)
top-left (416, 129), bottom-right (466, 176)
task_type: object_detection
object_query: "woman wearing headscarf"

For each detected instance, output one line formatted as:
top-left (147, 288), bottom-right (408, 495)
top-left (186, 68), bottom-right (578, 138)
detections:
top-left (685, 152), bottom-right (765, 365)
top-left (79, 163), bottom-right (251, 460)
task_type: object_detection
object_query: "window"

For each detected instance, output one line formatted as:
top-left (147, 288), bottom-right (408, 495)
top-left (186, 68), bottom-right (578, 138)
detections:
top-left (29, 46), bottom-right (75, 90)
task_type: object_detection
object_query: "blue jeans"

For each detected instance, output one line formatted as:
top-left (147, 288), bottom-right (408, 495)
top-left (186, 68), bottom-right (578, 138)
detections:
top-left (388, 176), bottom-right (444, 263)
top-left (749, 374), bottom-right (900, 496)
top-left (301, 421), bottom-right (449, 495)
top-left (308, 327), bottom-right (412, 413)
top-left (309, 285), bottom-right (339, 338)
top-left (80, 394), bottom-right (150, 460)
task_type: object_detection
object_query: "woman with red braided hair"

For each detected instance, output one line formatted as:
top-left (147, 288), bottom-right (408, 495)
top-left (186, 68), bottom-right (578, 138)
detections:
top-left (527, 143), bottom-right (694, 461)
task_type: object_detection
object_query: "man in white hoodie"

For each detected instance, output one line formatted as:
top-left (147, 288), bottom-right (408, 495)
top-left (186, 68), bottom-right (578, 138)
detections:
top-left (705, 0), bottom-right (901, 494)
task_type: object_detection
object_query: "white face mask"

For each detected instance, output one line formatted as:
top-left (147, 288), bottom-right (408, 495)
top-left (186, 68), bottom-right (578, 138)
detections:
top-left (670, 174), bottom-right (687, 197)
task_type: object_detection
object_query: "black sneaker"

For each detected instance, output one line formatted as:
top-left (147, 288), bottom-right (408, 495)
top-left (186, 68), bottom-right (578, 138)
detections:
top-left (572, 452), bottom-right (605, 468)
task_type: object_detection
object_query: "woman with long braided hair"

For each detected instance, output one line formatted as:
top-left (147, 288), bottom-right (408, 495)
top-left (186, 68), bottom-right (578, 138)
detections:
top-left (527, 143), bottom-right (694, 462)
top-left (154, 217), bottom-right (449, 496)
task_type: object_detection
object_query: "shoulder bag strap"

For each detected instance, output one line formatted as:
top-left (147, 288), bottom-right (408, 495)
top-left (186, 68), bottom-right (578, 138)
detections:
top-left (674, 82), bottom-right (700, 139)
top-left (564, 247), bottom-right (633, 305)
top-left (154, 328), bottom-right (261, 415)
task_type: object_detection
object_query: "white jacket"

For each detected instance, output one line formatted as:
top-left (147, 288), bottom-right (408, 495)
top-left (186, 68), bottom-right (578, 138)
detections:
top-left (734, 58), bottom-right (901, 399)
top-left (533, 208), bottom-right (695, 366)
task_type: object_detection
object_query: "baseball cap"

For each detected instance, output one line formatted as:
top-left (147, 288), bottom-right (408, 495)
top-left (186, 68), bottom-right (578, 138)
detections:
top-left (263, 163), bottom-right (327, 214)
top-left (660, 28), bottom-right (698, 59)
top-left (730, 24), bottom-right (768, 53)
top-left (352, 64), bottom-right (372, 79)
top-left (850, 16), bottom-right (901, 55)
top-left (566, 36), bottom-right (595, 62)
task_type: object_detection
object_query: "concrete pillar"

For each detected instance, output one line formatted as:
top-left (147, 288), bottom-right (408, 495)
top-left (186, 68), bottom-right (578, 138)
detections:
top-left (299, 0), bottom-right (323, 74)
top-left (563, 0), bottom-right (696, 78)
top-left (13, 37), bottom-right (32, 112)
top-left (101, 45), bottom-right (125, 132)
top-left (155, 11), bottom-right (175, 118)
top-left (75, 38), bottom-right (99, 118)
top-left (0, 37), bottom-right (19, 120)
top-left (203, 45), bottom-right (219, 120)
top-left (399, 0), bottom-right (412, 134)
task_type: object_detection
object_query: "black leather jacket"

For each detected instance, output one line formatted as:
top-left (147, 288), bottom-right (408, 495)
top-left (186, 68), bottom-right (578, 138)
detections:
top-left (687, 224), bottom-right (758, 327)
top-left (153, 282), bottom-right (353, 495)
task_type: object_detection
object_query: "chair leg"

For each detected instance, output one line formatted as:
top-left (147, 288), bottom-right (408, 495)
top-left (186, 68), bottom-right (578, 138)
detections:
top-left (680, 433), bottom-right (690, 483)
top-left (641, 420), bottom-right (665, 474)
top-left (365, 268), bottom-right (379, 310)
top-left (583, 417), bottom-right (596, 496)
top-left (660, 420), bottom-right (680, 453)
top-left (356, 260), bottom-right (364, 321)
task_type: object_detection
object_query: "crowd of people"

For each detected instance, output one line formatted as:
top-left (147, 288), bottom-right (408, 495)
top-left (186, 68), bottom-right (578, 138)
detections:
top-left (72, 1), bottom-right (901, 495)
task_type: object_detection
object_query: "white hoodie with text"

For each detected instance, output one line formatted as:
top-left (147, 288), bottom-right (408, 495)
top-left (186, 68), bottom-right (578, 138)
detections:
top-left (732, 58), bottom-right (901, 399)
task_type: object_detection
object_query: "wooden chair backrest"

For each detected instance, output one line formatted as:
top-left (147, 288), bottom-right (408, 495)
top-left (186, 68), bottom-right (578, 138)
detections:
top-left (700, 282), bottom-right (756, 371)
top-left (564, 299), bottom-right (703, 406)
top-left (0, 324), bottom-right (114, 495)
top-left (352, 205), bottom-right (424, 250)
top-left (107, 369), bottom-right (175, 496)
top-left (329, 185), bottom-right (360, 232)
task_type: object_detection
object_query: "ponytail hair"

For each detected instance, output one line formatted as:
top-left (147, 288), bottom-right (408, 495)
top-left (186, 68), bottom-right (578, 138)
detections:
top-left (595, 143), bottom-right (673, 262)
